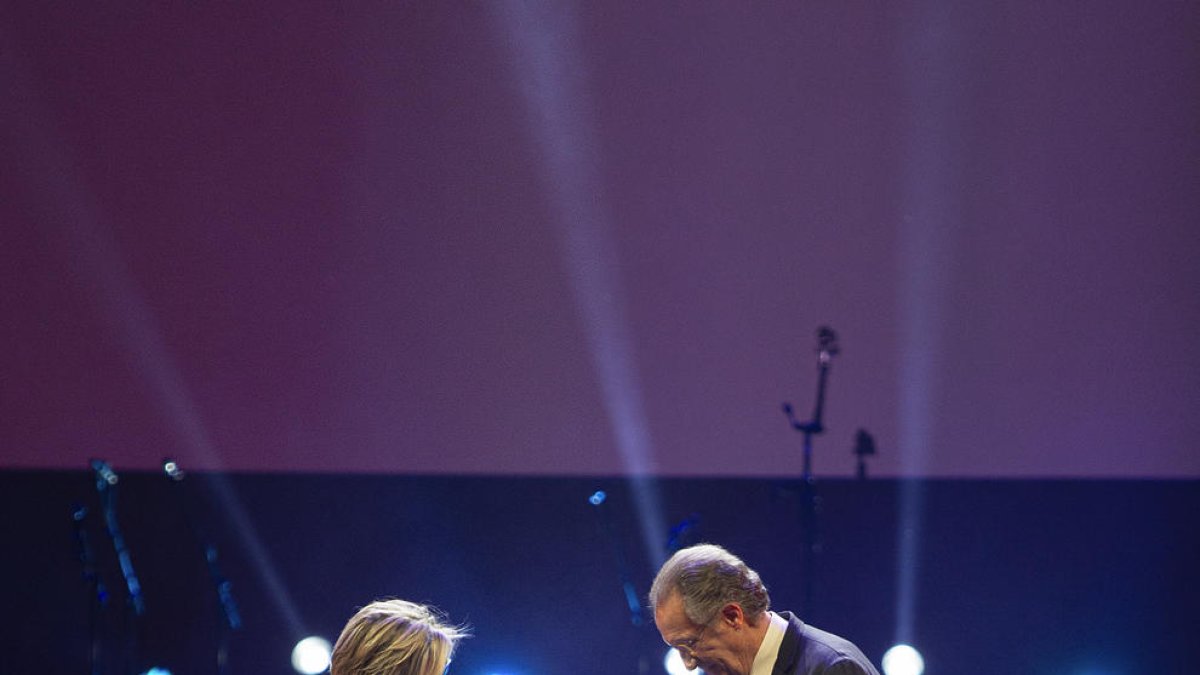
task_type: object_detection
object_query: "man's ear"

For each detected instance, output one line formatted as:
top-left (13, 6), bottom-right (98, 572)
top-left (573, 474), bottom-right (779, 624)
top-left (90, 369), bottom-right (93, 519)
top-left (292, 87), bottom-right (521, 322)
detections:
top-left (720, 603), bottom-right (745, 627)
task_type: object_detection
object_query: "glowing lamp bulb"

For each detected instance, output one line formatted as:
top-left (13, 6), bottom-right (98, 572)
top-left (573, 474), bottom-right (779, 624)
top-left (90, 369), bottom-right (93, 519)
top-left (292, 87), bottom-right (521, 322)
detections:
top-left (882, 644), bottom-right (924, 675)
top-left (291, 636), bottom-right (332, 674)
top-left (664, 647), bottom-right (705, 675)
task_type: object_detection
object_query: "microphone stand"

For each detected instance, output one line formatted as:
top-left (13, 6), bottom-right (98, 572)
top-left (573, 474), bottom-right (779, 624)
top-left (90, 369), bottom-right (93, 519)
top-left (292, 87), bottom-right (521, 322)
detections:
top-left (91, 459), bottom-right (144, 675)
top-left (782, 326), bottom-right (839, 616)
top-left (72, 503), bottom-right (108, 675)
top-left (588, 489), bottom-right (645, 626)
top-left (163, 459), bottom-right (242, 675)
top-left (853, 429), bottom-right (876, 480)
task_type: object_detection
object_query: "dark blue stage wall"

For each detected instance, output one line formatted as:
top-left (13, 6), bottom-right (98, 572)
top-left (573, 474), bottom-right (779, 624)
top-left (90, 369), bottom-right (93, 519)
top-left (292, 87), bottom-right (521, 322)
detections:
top-left (6, 470), bottom-right (1196, 675)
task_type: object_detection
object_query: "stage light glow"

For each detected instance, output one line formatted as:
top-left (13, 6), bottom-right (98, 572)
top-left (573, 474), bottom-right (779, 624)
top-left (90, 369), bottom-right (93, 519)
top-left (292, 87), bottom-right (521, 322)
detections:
top-left (291, 636), bottom-right (332, 674)
top-left (140, 668), bottom-right (172, 675)
top-left (9, 68), bottom-right (308, 645)
top-left (489, 0), bottom-right (667, 566)
top-left (882, 644), bottom-right (924, 675)
top-left (891, 0), bottom-right (971, 651)
top-left (663, 647), bottom-right (705, 675)
top-left (589, 490), bottom-right (607, 505)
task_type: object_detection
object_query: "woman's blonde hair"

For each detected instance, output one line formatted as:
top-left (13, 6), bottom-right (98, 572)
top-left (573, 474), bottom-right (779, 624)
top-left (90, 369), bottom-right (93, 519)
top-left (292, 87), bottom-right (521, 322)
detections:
top-left (331, 599), bottom-right (467, 675)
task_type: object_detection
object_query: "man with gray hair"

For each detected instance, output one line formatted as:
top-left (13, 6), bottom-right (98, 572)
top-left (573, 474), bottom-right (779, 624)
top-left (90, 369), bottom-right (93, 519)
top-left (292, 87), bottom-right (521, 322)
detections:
top-left (650, 544), bottom-right (879, 675)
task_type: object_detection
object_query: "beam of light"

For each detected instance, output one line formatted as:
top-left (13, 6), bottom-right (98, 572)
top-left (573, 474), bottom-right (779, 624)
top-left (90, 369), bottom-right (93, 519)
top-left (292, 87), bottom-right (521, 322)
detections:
top-left (489, 1), bottom-right (667, 565)
top-left (893, 0), bottom-right (969, 649)
top-left (1, 27), bottom-right (306, 638)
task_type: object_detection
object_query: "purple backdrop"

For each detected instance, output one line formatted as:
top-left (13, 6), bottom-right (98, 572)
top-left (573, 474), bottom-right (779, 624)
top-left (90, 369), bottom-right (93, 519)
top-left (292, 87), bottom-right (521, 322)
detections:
top-left (3, 1), bottom-right (1197, 477)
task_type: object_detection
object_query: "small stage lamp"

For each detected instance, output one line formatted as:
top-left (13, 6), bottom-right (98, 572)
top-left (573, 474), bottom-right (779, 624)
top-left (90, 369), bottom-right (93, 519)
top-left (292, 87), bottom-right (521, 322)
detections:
top-left (664, 647), bottom-right (706, 675)
top-left (291, 636), bottom-right (332, 674)
top-left (882, 644), bottom-right (924, 675)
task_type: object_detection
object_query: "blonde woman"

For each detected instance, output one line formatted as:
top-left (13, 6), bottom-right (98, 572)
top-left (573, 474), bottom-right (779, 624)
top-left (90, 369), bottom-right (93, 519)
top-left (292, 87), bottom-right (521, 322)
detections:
top-left (331, 599), bottom-right (467, 675)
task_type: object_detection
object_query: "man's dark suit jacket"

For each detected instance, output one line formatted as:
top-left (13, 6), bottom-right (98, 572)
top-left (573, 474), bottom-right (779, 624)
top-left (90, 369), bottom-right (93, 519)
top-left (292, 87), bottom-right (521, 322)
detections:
top-left (772, 612), bottom-right (881, 675)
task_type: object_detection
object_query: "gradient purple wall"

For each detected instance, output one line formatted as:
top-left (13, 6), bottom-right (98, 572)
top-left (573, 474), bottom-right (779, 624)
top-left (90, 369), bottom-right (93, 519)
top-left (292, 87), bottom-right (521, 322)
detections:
top-left (3, 2), bottom-right (1197, 477)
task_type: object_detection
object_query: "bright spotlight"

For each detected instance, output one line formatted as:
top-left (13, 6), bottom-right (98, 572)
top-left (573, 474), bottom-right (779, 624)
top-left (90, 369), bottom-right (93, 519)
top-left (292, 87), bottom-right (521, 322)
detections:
top-left (589, 490), bottom-right (607, 506)
top-left (882, 644), bottom-right (924, 675)
top-left (664, 647), bottom-right (705, 675)
top-left (291, 636), bottom-right (332, 674)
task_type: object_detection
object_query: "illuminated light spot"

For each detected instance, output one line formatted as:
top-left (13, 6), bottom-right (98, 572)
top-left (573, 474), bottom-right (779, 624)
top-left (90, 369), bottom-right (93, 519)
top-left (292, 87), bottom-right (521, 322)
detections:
top-left (291, 636), bottom-right (332, 675)
top-left (663, 647), bottom-right (705, 675)
top-left (882, 644), bottom-right (925, 675)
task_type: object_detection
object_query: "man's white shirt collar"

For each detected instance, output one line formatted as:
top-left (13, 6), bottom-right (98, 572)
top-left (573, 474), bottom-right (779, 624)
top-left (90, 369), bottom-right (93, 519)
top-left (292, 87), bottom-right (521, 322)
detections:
top-left (749, 611), bottom-right (788, 675)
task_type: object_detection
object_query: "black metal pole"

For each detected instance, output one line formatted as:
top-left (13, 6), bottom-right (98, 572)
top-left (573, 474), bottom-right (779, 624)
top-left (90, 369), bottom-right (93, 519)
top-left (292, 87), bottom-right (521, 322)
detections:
top-left (73, 503), bottom-right (107, 675)
top-left (783, 326), bottom-right (838, 617)
top-left (162, 459), bottom-right (242, 675)
top-left (588, 488), bottom-right (645, 626)
top-left (91, 459), bottom-right (144, 675)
